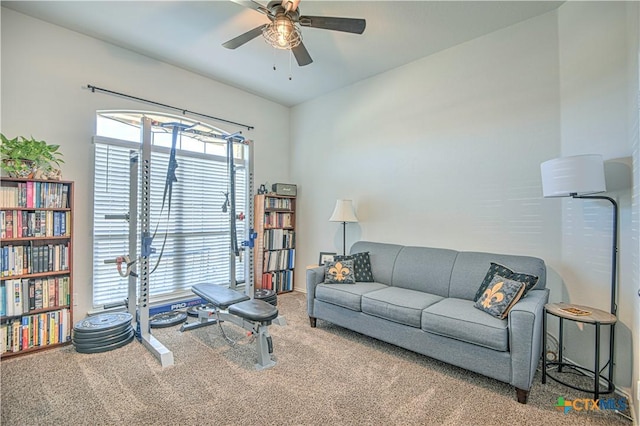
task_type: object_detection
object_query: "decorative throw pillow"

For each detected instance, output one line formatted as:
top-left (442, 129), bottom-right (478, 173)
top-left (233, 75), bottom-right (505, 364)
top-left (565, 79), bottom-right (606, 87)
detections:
top-left (473, 262), bottom-right (539, 302)
top-left (334, 252), bottom-right (374, 282)
top-left (474, 275), bottom-right (526, 319)
top-left (324, 260), bottom-right (356, 284)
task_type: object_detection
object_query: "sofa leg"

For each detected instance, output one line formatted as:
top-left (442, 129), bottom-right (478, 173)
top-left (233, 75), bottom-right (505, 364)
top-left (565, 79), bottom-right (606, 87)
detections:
top-left (309, 317), bottom-right (317, 328)
top-left (515, 388), bottom-right (529, 404)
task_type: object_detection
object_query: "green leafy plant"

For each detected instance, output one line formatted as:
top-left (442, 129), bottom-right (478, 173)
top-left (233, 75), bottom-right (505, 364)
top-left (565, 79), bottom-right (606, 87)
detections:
top-left (0, 134), bottom-right (64, 178)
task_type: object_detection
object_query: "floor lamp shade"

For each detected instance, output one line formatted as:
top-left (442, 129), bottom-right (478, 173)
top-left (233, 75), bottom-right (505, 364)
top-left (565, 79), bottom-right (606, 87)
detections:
top-left (540, 154), bottom-right (606, 197)
top-left (329, 199), bottom-right (359, 255)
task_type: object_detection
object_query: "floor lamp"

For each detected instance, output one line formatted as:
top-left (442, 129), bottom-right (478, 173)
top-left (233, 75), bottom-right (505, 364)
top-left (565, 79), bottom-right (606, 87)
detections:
top-left (329, 199), bottom-right (359, 255)
top-left (540, 154), bottom-right (618, 386)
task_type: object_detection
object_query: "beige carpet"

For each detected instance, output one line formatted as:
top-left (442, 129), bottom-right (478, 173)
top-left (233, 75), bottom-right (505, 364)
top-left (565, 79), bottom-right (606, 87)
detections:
top-left (1, 292), bottom-right (632, 425)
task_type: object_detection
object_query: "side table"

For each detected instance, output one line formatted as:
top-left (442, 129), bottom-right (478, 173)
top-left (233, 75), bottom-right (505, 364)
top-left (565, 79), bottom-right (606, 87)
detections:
top-left (542, 302), bottom-right (616, 400)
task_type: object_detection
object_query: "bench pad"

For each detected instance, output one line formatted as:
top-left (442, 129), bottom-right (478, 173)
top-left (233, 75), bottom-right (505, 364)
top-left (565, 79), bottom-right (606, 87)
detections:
top-left (192, 284), bottom-right (249, 310)
top-left (230, 300), bottom-right (279, 322)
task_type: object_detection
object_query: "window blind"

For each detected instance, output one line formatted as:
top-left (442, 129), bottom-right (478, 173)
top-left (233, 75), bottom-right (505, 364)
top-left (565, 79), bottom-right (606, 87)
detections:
top-left (92, 140), bottom-right (246, 307)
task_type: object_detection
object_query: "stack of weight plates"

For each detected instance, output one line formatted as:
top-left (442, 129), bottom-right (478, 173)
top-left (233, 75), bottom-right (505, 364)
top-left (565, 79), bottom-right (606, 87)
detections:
top-left (73, 312), bottom-right (135, 354)
top-left (255, 289), bottom-right (277, 306)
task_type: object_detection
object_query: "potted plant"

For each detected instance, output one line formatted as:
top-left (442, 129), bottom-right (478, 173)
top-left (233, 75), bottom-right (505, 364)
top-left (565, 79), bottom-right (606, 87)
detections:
top-left (0, 134), bottom-right (64, 179)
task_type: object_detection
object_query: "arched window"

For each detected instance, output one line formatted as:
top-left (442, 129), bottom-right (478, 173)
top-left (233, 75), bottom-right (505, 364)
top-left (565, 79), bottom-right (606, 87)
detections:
top-left (92, 111), bottom-right (247, 307)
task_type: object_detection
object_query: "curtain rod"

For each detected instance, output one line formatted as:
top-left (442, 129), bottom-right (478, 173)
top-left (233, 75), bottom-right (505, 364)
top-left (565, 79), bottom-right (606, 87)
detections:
top-left (86, 84), bottom-right (254, 131)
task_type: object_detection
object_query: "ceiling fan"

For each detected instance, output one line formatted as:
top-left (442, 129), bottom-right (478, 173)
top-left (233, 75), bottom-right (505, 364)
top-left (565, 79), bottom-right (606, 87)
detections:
top-left (223, 0), bottom-right (366, 66)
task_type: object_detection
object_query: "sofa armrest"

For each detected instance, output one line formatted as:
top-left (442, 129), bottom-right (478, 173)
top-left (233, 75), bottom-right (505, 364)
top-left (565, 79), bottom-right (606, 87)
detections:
top-left (507, 288), bottom-right (550, 391)
top-left (306, 266), bottom-right (325, 317)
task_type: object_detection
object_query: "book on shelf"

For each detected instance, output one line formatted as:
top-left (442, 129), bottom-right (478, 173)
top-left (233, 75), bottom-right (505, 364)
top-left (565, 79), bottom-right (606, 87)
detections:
top-left (261, 270), bottom-right (293, 293)
top-left (1, 277), bottom-right (70, 316)
top-left (262, 249), bottom-right (295, 272)
top-left (1, 181), bottom-right (69, 209)
top-left (1, 308), bottom-right (70, 353)
top-left (0, 283), bottom-right (5, 317)
top-left (1, 243), bottom-right (70, 277)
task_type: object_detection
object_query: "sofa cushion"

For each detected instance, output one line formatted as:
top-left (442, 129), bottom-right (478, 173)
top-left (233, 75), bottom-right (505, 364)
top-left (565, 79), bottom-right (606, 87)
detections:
top-left (334, 252), bottom-right (374, 282)
top-left (473, 262), bottom-right (538, 302)
top-left (448, 252), bottom-right (546, 301)
top-left (422, 298), bottom-right (510, 352)
top-left (474, 275), bottom-right (526, 319)
top-left (350, 241), bottom-right (404, 285)
top-left (362, 287), bottom-right (444, 328)
top-left (316, 282), bottom-right (388, 312)
top-left (324, 260), bottom-right (356, 284)
top-left (391, 246), bottom-right (458, 297)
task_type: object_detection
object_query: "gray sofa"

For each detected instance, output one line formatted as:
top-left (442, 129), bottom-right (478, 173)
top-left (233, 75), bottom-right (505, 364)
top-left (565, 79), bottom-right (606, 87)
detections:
top-left (306, 241), bottom-right (549, 404)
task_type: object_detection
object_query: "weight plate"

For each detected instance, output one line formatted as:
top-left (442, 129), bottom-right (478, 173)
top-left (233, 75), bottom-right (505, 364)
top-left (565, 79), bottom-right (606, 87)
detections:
top-left (74, 329), bottom-right (135, 354)
top-left (73, 321), bottom-right (132, 340)
top-left (73, 325), bottom-right (134, 345)
top-left (149, 311), bottom-right (188, 328)
top-left (186, 303), bottom-right (217, 317)
top-left (254, 289), bottom-right (276, 299)
top-left (73, 312), bottom-right (133, 334)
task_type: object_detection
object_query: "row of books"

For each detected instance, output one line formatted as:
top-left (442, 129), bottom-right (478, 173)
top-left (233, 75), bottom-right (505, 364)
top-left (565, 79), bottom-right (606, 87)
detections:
top-left (265, 197), bottom-right (293, 210)
top-left (1, 243), bottom-right (71, 277)
top-left (263, 248), bottom-right (295, 272)
top-left (263, 229), bottom-right (295, 250)
top-left (263, 212), bottom-right (293, 228)
top-left (1, 210), bottom-right (70, 239)
top-left (0, 181), bottom-right (69, 209)
top-left (1, 277), bottom-right (71, 317)
top-left (261, 270), bottom-right (293, 293)
top-left (0, 308), bottom-right (71, 354)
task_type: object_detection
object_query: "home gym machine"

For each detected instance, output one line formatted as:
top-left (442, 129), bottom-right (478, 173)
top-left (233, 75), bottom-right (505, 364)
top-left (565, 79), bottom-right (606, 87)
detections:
top-left (179, 127), bottom-right (285, 370)
top-left (105, 117), bottom-right (283, 369)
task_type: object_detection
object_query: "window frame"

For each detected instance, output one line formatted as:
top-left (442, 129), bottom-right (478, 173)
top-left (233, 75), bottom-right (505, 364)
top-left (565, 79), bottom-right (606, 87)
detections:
top-left (91, 112), bottom-right (249, 308)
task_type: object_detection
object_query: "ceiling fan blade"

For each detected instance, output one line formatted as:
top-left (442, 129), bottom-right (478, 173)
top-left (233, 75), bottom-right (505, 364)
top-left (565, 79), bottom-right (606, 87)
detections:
top-left (298, 16), bottom-right (366, 34)
top-left (230, 0), bottom-right (271, 16)
top-left (222, 24), bottom-right (268, 49)
top-left (292, 41), bottom-right (313, 66)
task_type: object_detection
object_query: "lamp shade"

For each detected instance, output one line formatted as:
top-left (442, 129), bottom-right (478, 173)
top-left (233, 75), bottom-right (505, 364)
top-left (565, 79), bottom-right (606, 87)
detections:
top-left (329, 199), bottom-right (359, 223)
top-left (540, 154), bottom-right (606, 197)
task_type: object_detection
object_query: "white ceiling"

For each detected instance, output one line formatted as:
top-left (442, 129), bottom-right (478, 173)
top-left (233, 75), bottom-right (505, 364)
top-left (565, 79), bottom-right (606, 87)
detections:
top-left (2, 1), bottom-right (564, 107)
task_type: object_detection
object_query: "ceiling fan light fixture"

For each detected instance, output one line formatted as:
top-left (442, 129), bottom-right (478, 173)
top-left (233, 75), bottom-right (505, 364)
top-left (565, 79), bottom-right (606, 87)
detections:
top-left (263, 14), bottom-right (301, 49)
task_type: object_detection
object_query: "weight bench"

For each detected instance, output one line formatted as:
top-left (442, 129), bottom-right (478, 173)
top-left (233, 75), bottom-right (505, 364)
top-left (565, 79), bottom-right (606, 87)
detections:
top-left (180, 284), bottom-right (280, 370)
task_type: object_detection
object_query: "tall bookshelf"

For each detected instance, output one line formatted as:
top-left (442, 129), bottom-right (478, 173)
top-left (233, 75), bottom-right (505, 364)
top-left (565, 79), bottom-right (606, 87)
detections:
top-left (0, 177), bottom-right (74, 358)
top-left (254, 193), bottom-right (296, 294)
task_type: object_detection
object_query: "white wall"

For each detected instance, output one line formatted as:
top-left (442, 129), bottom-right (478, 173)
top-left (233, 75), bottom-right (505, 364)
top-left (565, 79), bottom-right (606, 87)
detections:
top-left (291, 3), bottom-right (638, 400)
top-left (1, 8), bottom-right (292, 322)
top-left (292, 9), bottom-right (560, 259)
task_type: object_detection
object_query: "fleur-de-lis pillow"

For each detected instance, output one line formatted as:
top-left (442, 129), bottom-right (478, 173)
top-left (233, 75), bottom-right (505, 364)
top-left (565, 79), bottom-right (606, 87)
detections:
top-left (473, 275), bottom-right (525, 319)
top-left (473, 262), bottom-right (539, 302)
top-left (324, 260), bottom-right (356, 284)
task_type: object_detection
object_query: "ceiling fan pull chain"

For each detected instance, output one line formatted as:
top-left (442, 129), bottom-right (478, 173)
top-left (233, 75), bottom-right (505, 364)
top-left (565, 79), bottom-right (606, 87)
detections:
top-left (289, 49), bottom-right (293, 80)
top-left (273, 47), bottom-right (277, 71)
